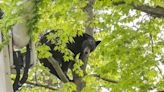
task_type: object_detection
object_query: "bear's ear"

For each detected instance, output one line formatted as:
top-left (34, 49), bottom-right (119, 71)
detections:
top-left (96, 41), bottom-right (101, 47)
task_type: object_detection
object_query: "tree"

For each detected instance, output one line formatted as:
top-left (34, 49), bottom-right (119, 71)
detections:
top-left (0, 0), bottom-right (164, 92)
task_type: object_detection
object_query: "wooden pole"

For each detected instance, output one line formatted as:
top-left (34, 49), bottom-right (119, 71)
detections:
top-left (0, 32), bottom-right (13, 92)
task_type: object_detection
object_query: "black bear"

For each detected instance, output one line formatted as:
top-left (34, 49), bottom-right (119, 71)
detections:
top-left (39, 31), bottom-right (101, 81)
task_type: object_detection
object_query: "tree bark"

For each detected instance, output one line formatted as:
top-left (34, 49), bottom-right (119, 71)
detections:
top-left (83, 0), bottom-right (96, 36)
top-left (72, 52), bottom-right (89, 92)
top-left (112, 1), bottom-right (164, 18)
top-left (72, 0), bottom-right (96, 91)
top-left (47, 56), bottom-right (69, 83)
top-left (0, 32), bottom-right (13, 92)
top-left (133, 5), bottom-right (164, 18)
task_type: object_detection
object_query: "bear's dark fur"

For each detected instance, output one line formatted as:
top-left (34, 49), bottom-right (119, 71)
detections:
top-left (39, 31), bottom-right (100, 81)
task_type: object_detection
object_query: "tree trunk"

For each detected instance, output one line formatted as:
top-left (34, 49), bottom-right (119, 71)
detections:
top-left (0, 32), bottom-right (13, 92)
top-left (83, 0), bottom-right (95, 36)
top-left (73, 53), bottom-right (89, 92)
top-left (73, 0), bottom-right (95, 91)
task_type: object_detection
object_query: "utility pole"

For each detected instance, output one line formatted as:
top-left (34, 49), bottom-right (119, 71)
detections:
top-left (0, 32), bottom-right (13, 92)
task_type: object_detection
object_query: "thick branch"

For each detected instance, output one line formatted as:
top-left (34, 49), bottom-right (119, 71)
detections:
top-left (47, 56), bottom-right (69, 83)
top-left (133, 5), bottom-right (164, 18)
top-left (112, 1), bottom-right (164, 18)
top-left (72, 54), bottom-right (89, 92)
top-left (83, 0), bottom-right (96, 36)
top-left (71, 0), bottom-right (96, 92)
top-left (91, 74), bottom-right (118, 83)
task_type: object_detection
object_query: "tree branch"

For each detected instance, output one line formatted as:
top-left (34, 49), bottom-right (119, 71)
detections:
top-left (47, 56), bottom-right (69, 83)
top-left (149, 33), bottom-right (164, 79)
top-left (72, 52), bottom-right (89, 92)
top-left (0, 9), bottom-right (3, 19)
top-left (11, 78), bottom-right (57, 90)
top-left (149, 33), bottom-right (154, 53)
top-left (133, 5), bottom-right (164, 18)
top-left (112, 1), bottom-right (164, 18)
top-left (24, 80), bottom-right (57, 90)
top-left (91, 74), bottom-right (118, 83)
top-left (82, 0), bottom-right (96, 36)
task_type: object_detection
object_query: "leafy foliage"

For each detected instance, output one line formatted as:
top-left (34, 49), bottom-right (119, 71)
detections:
top-left (0, 0), bottom-right (164, 92)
